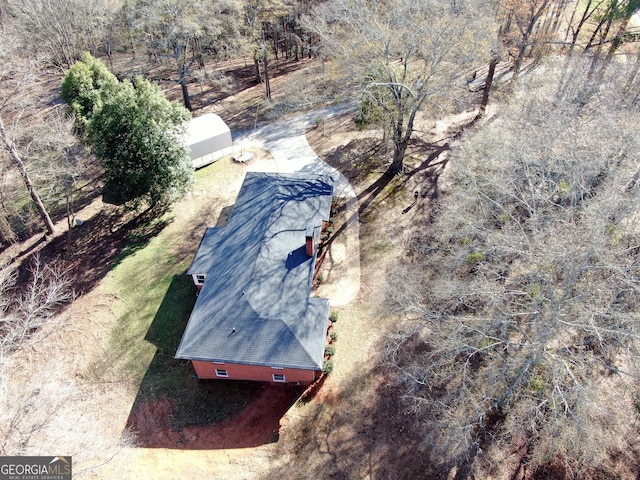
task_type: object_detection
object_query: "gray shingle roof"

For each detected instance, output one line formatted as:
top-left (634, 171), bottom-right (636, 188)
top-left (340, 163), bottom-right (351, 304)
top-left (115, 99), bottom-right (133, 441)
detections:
top-left (176, 172), bottom-right (334, 370)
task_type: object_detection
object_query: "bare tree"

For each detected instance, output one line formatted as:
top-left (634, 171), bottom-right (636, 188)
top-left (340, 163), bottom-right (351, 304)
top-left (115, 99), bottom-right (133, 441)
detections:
top-left (256, 43), bottom-right (272, 99)
top-left (242, 0), bottom-right (291, 80)
top-left (603, 1), bottom-right (640, 61)
top-left (22, 109), bottom-right (90, 243)
top-left (0, 22), bottom-right (95, 239)
top-left (127, 0), bottom-right (241, 111)
top-left (0, 29), bottom-right (58, 237)
top-left (7, 0), bottom-right (115, 69)
top-left (0, 109), bottom-right (55, 236)
top-left (0, 255), bottom-right (72, 359)
top-left (386, 57), bottom-right (640, 477)
top-left (562, 0), bottom-right (608, 54)
top-left (498, 0), bottom-right (562, 78)
top-left (307, 0), bottom-right (497, 174)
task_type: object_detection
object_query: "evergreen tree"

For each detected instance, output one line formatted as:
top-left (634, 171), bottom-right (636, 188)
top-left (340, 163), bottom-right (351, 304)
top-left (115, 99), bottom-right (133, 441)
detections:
top-left (61, 52), bottom-right (119, 133)
top-left (87, 76), bottom-right (193, 207)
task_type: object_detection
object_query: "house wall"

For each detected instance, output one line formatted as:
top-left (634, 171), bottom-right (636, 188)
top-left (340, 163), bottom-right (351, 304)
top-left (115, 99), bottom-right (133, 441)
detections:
top-left (192, 360), bottom-right (318, 384)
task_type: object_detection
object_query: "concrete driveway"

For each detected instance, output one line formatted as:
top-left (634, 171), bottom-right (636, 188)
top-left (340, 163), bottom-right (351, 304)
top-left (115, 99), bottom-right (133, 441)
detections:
top-left (232, 105), bottom-right (360, 306)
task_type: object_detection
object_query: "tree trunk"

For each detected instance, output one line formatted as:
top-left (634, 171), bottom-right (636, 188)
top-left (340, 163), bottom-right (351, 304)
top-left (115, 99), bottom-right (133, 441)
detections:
top-left (0, 116), bottom-right (55, 235)
top-left (254, 50), bottom-right (262, 83)
top-left (389, 103), bottom-right (406, 175)
top-left (179, 64), bottom-right (193, 111)
top-left (585, 11), bottom-right (613, 52)
top-left (272, 28), bottom-right (279, 60)
top-left (564, 1), bottom-right (579, 44)
top-left (513, 32), bottom-right (529, 79)
top-left (65, 192), bottom-right (73, 250)
top-left (545, 0), bottom-right (566, 47)
top-left (479, 56), bottom-right (499, 116)
top-left (512, 0), bottom-right (552, 80)
top-left (264, 53), bottom-right (271, 100)
top-left (567, 0), bottom-right (597, 55)
top-left (390, 140), bottom-right (408, 175)
top-left (605, 16), bottom-right (631, 62)
top-left (388, 91), bottom-right (425, 176)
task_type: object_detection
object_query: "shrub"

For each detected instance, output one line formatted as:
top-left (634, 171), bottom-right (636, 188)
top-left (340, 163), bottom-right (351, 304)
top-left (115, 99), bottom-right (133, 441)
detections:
top-left (526, 283), bottom-right (542, 299)
top-left (329, 311), bottom-right (339, 323)
top-left (466, 252), bottom-right (485, 264)
top-left (330, 331), bottom-right (339, 342)
top-left (459, 236), bottom-right (473, 246)
top-left (325, 345), bottom-right (336, 357)
top-left (61, 52), bottom-right (119, 132)
top-left (322, 360), bottom-right (334, 375)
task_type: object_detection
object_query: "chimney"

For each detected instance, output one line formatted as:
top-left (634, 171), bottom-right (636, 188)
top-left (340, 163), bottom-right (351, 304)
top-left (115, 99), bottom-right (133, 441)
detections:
top-left (305, 223), bottom-right (316, 257)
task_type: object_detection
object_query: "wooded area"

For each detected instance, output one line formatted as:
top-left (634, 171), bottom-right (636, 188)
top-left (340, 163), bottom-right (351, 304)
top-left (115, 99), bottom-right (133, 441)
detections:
top-left (2, 0), bottom-right (640, 478)
top-left (389, 55), bottom-right (640, 478)
top-left (3, 0), bottom-right (640, 241)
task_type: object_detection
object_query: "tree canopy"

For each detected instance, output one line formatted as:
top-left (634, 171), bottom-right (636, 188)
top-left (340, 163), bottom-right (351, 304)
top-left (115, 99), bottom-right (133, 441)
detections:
top-left (7, 0), bottom-right (115, 69)
top-left (61, 52), bottom-right (119, 132)
top-left (121, 0), bottom-right (243, 110)
top-left (87, 75), bottom-right (193, 207)
top-left (387, 57), bottom-right (640, 476)
top-left (307, 0), bottom-right (497, 174)
top-left (61, 54), bottom-right (193, 207)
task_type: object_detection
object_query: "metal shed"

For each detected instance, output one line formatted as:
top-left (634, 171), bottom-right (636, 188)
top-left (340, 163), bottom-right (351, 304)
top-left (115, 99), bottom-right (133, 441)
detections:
top-left (186, 113), bottom-right (233, 168)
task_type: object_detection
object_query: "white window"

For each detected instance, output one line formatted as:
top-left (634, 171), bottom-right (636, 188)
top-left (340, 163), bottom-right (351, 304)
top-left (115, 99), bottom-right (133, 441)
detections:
top-left (215, 369), bottom-right (228, 378)
top-left (272, 374), bottom-right (285, 383)
top-left (195, 274), bottom-right (206, 285)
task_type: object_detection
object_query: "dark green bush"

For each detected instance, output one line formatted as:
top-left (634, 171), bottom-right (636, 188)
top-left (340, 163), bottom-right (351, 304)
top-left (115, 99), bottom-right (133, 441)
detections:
top-left (322, 360), bottom-right (334, 375)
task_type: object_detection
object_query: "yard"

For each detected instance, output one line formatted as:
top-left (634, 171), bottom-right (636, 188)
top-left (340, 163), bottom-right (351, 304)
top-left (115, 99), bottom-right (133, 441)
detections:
top-left (1, 56), bottom-right (455, 479)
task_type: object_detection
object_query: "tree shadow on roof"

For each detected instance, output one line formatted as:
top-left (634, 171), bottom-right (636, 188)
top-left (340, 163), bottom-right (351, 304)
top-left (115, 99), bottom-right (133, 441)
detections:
top-left (122, 273), bottom-right (305, 450)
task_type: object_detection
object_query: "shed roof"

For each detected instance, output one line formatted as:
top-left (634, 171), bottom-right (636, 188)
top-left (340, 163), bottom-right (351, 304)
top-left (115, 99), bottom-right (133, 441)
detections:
top-left (176, 172), bottom-right (334, 370)
top-left (187, 113), bottom-right (230, 145)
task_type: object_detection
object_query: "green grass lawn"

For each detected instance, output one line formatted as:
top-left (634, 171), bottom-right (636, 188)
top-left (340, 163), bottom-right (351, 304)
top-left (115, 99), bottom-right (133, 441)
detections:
top-left (85, 160), bottom-right (261, 431)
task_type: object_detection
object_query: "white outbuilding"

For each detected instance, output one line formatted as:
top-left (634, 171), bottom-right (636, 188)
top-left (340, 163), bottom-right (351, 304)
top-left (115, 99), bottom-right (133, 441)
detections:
top-left (186, 113), bottom-right (233, 168)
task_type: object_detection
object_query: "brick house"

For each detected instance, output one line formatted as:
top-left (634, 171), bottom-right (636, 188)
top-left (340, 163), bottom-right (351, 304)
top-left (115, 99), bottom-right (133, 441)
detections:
top-left (175, 172), bottom-right (334, 384)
